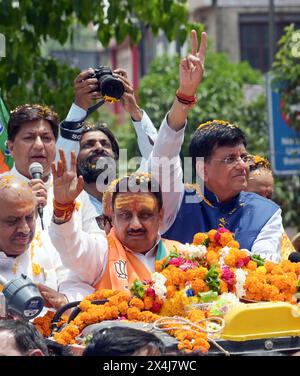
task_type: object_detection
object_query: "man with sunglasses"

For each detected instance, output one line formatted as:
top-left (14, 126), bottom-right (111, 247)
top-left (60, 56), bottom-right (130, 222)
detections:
top-left (145, 30), bottom-right (282, 262)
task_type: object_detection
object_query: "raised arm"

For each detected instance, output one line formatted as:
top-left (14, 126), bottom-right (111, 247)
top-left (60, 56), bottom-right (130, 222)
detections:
top-left (168, 30), bottom-right (206, 131)
top-left (146, 30), bottom-right (207, 234)
top-left (50, 149), bottom-right (107, 285)
top-left (52, 149), bottom-right (84, 207)
top-left (56, 68), bottom-right (157, 168)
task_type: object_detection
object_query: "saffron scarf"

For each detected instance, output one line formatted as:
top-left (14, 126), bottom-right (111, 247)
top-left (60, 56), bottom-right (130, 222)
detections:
top-left (95, 228), bottom-right (180, 291)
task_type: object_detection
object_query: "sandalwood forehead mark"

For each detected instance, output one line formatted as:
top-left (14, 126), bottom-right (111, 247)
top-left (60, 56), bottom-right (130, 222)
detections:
top-left (115, 194), bottom-right (156, 211)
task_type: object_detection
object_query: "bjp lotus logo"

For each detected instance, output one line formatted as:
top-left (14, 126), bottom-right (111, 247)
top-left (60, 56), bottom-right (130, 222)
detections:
top-left (114, 260), bottom-right (128, 279)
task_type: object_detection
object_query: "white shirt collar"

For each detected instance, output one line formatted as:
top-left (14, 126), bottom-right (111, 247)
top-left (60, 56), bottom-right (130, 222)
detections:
top-left (10, 166), bottom-right (53, 190)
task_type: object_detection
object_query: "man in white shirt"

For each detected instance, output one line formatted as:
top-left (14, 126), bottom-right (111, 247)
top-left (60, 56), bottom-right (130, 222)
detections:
top-left (0, 176), bottom-right (93, 313)
top-left (55, 68), bottom-right (158, 233)
top-left (49, 158), bottom-right (179, 289)
top-left (145, 30), bottom-right (283, 262)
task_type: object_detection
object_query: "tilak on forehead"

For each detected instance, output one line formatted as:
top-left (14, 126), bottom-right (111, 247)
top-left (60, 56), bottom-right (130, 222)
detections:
top-left (115, 193), bottom-right (157, 211)
top-left (103, 172), bottom-right (155, 214)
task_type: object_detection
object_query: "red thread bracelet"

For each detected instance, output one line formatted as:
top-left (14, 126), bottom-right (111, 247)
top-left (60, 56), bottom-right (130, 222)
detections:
top-left (176, 90), bottom-right (197, 105)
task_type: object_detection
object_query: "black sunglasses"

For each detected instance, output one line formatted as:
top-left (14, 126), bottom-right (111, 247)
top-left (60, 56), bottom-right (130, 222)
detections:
top-left (95, 215), bottom-right (112, 230)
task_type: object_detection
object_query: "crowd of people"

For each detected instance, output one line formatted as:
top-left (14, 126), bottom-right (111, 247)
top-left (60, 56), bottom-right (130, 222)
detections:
top-left (0, 29), bottom-right (299, 356)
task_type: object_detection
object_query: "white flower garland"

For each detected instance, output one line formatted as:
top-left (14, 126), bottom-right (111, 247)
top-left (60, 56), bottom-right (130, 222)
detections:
top-left (235, 268), bottom-right (248, 299)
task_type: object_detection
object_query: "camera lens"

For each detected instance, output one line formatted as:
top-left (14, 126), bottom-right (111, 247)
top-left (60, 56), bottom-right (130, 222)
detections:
top-left (100, 75), bottom-right (124, 100)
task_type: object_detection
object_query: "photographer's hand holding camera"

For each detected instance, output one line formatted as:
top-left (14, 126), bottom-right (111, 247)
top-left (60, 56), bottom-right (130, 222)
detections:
top-left (56, 66), bottom-right (157, 167)
top-left (113, 68), bottom-right (143, 121)
top-left (74, 68), bottom-right (102, 111)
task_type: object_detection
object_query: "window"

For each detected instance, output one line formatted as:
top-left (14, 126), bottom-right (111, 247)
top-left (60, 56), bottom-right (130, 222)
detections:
top-left (240, 13), bottom-right (300, 72)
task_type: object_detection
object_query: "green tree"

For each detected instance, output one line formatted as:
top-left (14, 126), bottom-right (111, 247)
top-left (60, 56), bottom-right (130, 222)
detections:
top-left (271, 24), bottom-right (300, 230)
top-left (272, 24), bottom-right (300, 131)
top-left (0, 0), bottom-right (193, 118)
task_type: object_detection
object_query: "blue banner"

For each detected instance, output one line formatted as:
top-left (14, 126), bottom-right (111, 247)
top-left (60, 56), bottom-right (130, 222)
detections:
top-left (267, 75), bottom-right (300, 175)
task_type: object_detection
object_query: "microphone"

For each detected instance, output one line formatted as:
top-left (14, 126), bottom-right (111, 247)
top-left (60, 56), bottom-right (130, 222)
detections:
top-left (29, 162), bottom-right (45, 230)
top-left (288, 252), bottom-right (300, 263)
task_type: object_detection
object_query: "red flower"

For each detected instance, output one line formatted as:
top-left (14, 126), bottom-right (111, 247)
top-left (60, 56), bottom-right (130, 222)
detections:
top-left (236, 256), bottom-right (251, 268)
top-left (214, 228), bottom-right (230, 244)
top-left (221, 267), bottom-right (235, 292)
top-left (169, 257), bottom-right (186, 267)
top-left (151, 302), bottom-right (162, 313)
top-left (179, 260), bottom-right (198, 271)
top-left (145, 287), bottom-right (156, 297)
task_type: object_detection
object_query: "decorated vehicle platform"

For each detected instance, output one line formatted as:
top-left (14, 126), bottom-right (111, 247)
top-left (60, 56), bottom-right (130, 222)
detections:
top-left (33, 228), bottom-right (300, 356)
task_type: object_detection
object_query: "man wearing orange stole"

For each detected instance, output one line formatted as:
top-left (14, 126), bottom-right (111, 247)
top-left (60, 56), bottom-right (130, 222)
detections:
top-left (49, 151), bottom-right (180, 291)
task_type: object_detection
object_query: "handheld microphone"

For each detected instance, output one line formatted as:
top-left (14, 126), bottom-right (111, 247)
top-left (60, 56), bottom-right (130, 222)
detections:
top-left (29, 162), bottom-right (45, 230)
top-left (288, 252), bottom-right (300, 263)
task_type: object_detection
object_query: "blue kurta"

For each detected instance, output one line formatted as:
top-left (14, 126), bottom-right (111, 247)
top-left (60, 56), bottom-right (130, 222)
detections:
top-left (162, 186), bottom-right (279, 252)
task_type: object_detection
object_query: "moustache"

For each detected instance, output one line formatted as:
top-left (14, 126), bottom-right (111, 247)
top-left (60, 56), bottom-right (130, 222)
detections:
top-left (87, 151), bottom-right (111, 163)
top-left (127, 229), bottom-right (146, 235)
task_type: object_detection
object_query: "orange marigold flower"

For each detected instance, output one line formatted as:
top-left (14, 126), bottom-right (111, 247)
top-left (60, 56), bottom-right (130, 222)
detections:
top-left (246, 260), bottom-right (257, 271)
top-left (206, 250), bottom-right (219, 266)
top-left (207, 229), bottom-right (217, 243)
top-left (193, 337), bottom-right (210, 353)
top-left (127, 307), bottom-right (140, 320)
top-left (226, 240), bottom-right (240, 248)
top-left (143, 295), bottom-right (154, 310)
top-left (224, 253), bottom-right (236, 267)
top-left (178, 339), bottom-right (193, 351)
top-left (129, 297), bottom-right (144, 310)
top-left (264, 261), bottom-right (276, 273)
top-left (118, 301), bottom-right (129, 316)
top-left (191, 279), bottom-right (207, 294)
top-left (79, 299), bottom-right (93, 311)
top-left (193, 232), bottom-right (207, 245)
top-left (219, 279), bottom-right (229, 294)
top-left (187, 309), bottom-right (206, 322)
top-left (219, 232), bottom-right (234, 247)
top-left (166, 285), bottom-right (177, 298)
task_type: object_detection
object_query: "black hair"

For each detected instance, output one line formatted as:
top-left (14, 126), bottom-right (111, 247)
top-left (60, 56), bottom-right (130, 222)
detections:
top-left (0, 319), bottom-right (48, 355)
top-left (189, 120), bottom-right (247, 170)
top-left (111, 174), bottom-right (163, 211)
top-left (82, 326), bottom-right (165, 356)
top-left (44, 339), bottom-right (73, 356)
top-left (81, 122), bottom-right (119, 160)
top-left (8, 104), bottom-right (59, 141)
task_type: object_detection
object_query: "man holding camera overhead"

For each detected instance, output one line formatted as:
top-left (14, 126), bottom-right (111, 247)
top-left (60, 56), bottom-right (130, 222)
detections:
top-left (55, 67), bottom-right (158, 234)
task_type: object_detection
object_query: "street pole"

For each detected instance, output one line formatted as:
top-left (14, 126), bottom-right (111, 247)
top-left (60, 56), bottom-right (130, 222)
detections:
top-left (268, 0), bottom-right (275, 69)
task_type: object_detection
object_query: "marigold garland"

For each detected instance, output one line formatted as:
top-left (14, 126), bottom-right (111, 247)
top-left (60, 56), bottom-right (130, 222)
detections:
top-left (34, 227), bottom-right (300, 354)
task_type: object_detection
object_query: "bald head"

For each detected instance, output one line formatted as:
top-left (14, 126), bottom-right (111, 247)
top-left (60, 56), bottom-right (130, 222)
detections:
top-left (0, 175), bottom-right (36, 204)
top-left (0, 175), bottom-right (37, 257)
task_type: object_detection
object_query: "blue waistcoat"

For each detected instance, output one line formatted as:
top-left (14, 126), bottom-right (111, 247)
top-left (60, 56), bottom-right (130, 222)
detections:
top-left (162, 187), bottom-right (279, 252)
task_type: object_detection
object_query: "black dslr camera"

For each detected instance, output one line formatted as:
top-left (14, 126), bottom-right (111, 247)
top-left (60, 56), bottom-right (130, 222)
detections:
top-left (89, 66), bottom-right (124, 100)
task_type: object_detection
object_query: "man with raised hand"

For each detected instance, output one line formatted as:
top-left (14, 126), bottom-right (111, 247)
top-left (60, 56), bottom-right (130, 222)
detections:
top-left (49, 149), bottom-right (180, 289)
top-left (146, 29), bottom-right (282, 262)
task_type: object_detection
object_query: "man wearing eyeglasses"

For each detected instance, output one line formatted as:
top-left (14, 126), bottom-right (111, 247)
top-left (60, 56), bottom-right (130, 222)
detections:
top-left (145, 30), bottom-right (282, 262)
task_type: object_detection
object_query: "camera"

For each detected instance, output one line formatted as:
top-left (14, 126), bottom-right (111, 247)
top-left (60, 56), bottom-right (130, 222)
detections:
top-left (89, 66), bottom-right (124, 100)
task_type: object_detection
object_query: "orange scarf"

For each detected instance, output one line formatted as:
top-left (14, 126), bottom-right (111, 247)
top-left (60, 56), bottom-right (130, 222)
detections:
top-left (94, 228), bottom-right (181, 291)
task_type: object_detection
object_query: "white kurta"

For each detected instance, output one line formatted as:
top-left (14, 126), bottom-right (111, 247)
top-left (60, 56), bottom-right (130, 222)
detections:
top-left (0, 230), bottom-right (94, 316)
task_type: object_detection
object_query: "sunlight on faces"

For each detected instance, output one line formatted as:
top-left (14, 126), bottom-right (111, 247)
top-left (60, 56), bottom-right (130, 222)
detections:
top-left (203, 143), bottom-right (249, 201)
top-left (112, 192), bottom-right (163, 254)
top-left (0, 178), bottom-right (36, 256)
top-left (247, 169), bottom-right (274, 199)
top-left (7, 120), bottom-right (56, 180)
